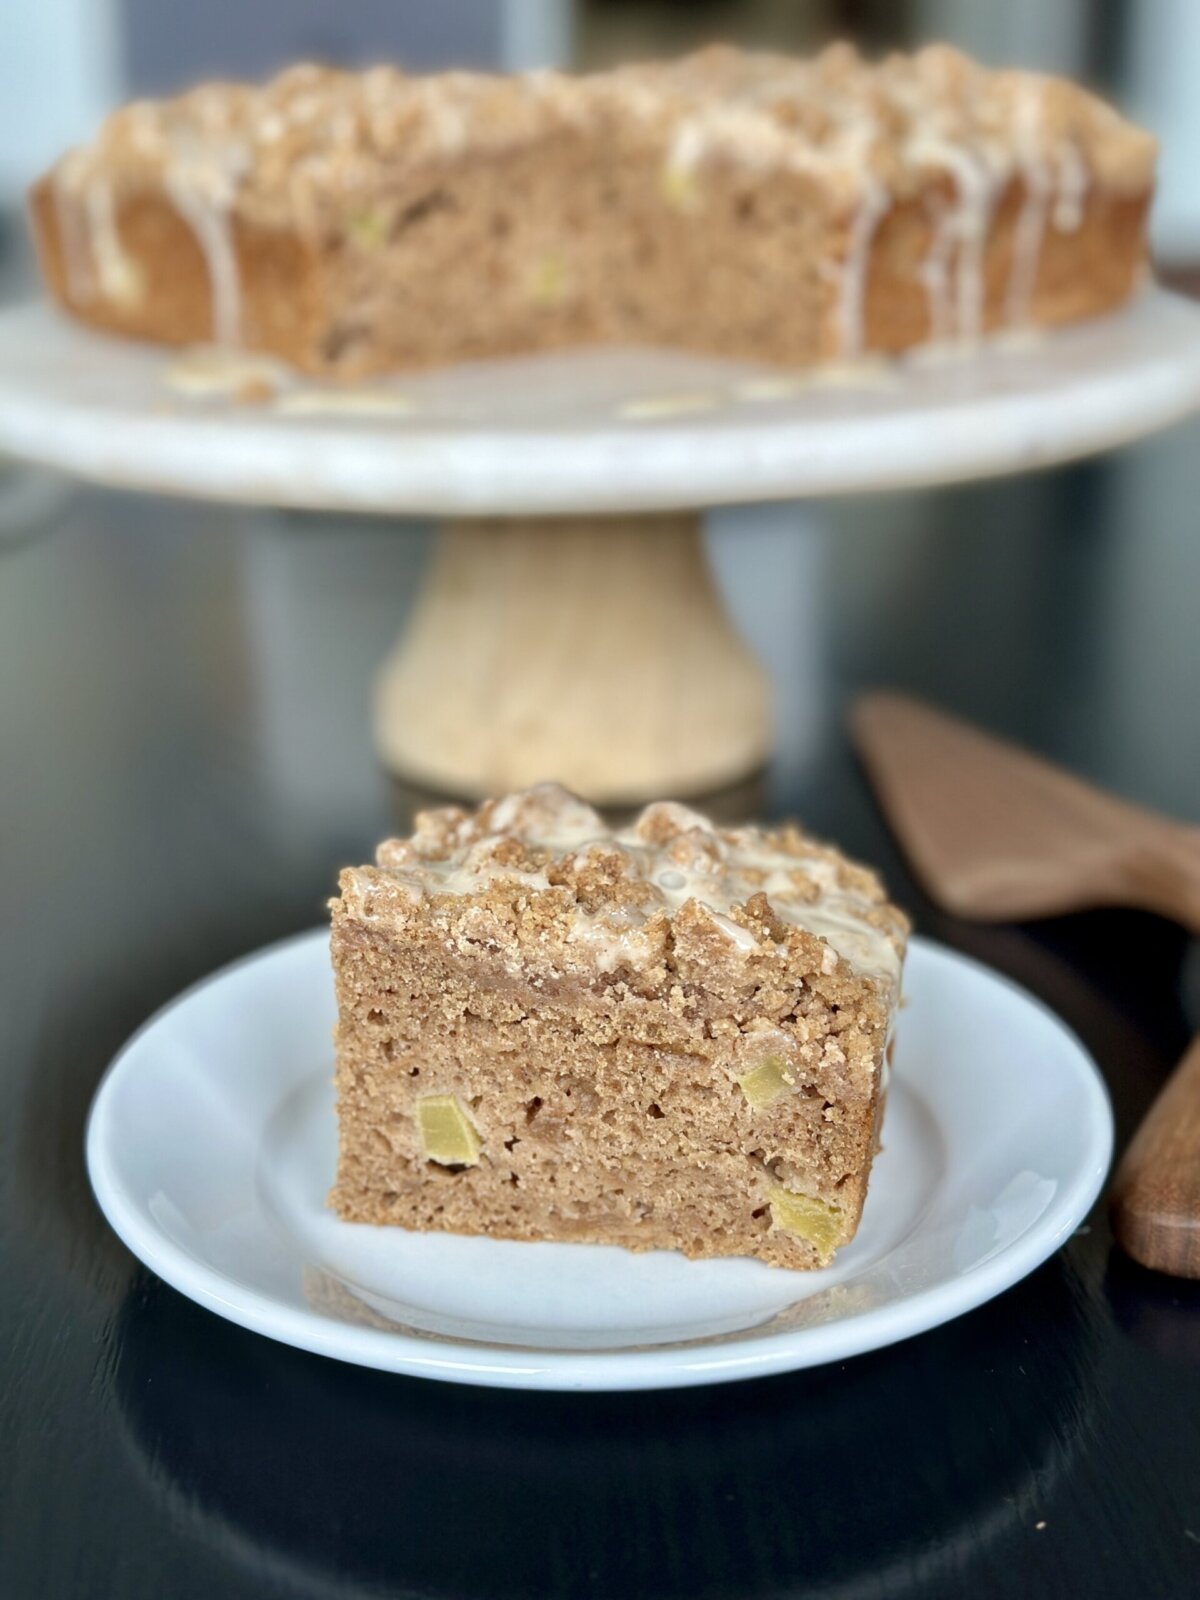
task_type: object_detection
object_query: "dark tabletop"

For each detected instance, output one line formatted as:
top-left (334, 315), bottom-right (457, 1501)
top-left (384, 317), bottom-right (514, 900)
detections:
top-left (3, 399), bottom-right (1200, 1599)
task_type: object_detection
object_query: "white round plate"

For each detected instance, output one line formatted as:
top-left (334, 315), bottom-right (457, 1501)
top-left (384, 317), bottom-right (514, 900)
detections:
top-left (3, 291), bottom-right (1200, 512)
top-left (86, 929), bottom-right (1111, 1391)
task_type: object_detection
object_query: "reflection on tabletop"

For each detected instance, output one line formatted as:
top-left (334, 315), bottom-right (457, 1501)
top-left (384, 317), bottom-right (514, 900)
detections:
top-left (114, 1261), bottom-right (1095, 1600)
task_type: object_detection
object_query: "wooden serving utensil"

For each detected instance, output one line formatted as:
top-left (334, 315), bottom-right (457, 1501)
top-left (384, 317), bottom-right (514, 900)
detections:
top-left (850, 691), bottom-right (1200, 1279)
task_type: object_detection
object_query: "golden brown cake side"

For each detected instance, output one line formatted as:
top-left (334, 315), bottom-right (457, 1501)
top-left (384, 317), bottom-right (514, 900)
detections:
top-left (329, 784), bottom-right (908, 1270)
top-left (30, 45), bottom-right (1155, 375)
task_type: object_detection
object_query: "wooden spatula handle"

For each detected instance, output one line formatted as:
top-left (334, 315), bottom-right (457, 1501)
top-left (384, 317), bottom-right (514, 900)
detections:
top-left (1111, 1034), bottom-right (1200, 1277)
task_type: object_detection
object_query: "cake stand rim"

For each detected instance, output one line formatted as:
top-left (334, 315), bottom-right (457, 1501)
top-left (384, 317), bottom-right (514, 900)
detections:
top-left (1, 288), bottom-right (1199, 513)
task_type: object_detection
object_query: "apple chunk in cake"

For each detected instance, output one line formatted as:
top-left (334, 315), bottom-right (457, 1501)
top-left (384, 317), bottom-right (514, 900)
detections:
top-left (329, 784), bottom-right (907, 1269)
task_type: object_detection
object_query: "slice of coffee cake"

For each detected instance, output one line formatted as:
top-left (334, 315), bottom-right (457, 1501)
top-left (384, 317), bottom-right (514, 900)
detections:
top-left (329, 784), bottom-right (907, 1269)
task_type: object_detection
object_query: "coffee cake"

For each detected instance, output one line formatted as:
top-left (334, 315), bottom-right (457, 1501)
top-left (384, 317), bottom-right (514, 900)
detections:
top-left (329, 784), bottom-right (908, 1269)
top-left (31, 44), bottom-right (1154, 375)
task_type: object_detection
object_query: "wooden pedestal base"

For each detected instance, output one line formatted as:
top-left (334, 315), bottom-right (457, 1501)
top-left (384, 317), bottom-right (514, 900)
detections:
top-left (374, 511), bottom-right (771, 804)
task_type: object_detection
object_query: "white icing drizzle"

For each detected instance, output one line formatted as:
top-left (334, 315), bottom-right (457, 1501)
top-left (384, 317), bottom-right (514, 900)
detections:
top-left (1053, 140), bottom-right (1089, 232)
top-left (58, 123), bottom-right (249, 344)
top-left (711, 912), bottom-right (761, 952)
top-left (405, 855), bottom-right (552, 900)
top-left (1006, 82), bottom-right (1053, 326)
top-left (917, 193), bottom-right (957, 342)
top-left (83, 181), bottom-right (144, 307)
top-left (51, 159), bottom-right (142, 309)
top-left (51, 156), bottom-right (97, 303)
top-left (419, 79), bottom-right (470, 154)
top-left (664, 117), bottom-right (709, 179)
top-left (163, 140), bottom-right (246, 347)
top-left (656, 102), bottom-right (827, 180)
top-left (488, 787), bottom-right (604, 846)
top-left (836, 177), bottom-right (890, 358)
top-left (907, 131), bottom-right (1007, 341)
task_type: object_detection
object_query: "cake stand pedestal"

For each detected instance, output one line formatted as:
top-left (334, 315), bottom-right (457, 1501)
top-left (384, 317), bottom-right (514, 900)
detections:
top-left (2, 292), bottom-right (1200, 802)
top-left (374, 510), bottom-right (769, 801)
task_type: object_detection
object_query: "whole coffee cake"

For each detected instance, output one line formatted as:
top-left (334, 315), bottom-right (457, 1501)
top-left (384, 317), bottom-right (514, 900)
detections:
top-left (31, 44), bottom-right (1154, 375)
top-left (329, 784), bottom-right (908, 1269)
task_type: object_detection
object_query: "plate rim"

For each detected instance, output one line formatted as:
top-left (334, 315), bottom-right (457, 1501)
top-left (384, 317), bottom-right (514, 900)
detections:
top-left (85, 927), bottom-right (1113, 1391)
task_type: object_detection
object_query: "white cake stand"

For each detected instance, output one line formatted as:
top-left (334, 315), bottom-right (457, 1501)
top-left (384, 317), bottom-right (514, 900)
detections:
top-left (3, 290), bottom-right (1200, 800)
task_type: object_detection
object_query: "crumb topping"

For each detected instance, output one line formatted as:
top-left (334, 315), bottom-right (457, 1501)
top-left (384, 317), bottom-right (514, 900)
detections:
top-left (54, 44), bottom-right (1155, 223)
top-left (350, 782), bottom-right (907, 989)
